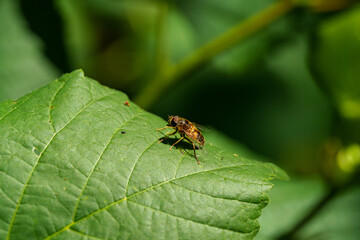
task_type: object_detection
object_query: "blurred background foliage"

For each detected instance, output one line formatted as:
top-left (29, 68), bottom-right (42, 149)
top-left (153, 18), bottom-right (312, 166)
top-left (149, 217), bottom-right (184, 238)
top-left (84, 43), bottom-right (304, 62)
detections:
top-left (1, 0), bottom-right (360, 239)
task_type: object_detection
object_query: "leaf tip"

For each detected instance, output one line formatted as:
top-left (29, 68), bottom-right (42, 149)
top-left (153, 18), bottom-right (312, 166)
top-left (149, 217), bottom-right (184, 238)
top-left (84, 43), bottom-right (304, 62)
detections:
top-left (58, 69), bottom-right (85, 83)
top-left (275, 167), bottom-right (290, 181)
top-left (268, 163), bottom-right (289, 181)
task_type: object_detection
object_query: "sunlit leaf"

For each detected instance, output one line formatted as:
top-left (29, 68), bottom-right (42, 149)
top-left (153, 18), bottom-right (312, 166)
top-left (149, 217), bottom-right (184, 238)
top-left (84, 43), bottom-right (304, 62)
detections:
top-left (0, 70), bottom-right (286, 239)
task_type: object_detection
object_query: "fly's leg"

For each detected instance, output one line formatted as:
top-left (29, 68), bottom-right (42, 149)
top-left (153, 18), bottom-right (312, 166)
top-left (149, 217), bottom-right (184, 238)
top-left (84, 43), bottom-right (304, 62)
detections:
top-left (158, 129), bottom-right (177, 143)
top-left (169, 136), bottom-right (184, 150)
top-left (156, 126), bottom-right (171, 131)
top-left (192, 142), bottom-right (200, 165)
top-left (184, 136), bottom-right (200, 164)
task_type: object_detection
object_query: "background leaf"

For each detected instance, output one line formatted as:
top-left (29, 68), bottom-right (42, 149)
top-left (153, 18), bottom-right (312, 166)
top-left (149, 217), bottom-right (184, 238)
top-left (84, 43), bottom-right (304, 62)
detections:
top-left (0, 0), bottom-right (58, 101)
top-left (256, 178), bottom-right (360, 240)
top-left (311, 5), bottom-right (360, 120)
top-left (298, 185), bottom-right (360, 240)
top-left (0, 70), bottom-right (286, 239)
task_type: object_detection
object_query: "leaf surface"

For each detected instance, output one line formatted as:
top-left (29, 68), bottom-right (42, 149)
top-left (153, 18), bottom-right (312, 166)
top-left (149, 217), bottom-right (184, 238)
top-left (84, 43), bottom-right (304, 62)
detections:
top-left (0, 70), bottom-right (286, 240)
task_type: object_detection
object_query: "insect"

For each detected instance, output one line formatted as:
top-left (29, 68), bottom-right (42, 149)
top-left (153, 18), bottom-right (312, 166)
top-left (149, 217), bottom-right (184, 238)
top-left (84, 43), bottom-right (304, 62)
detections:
top-left (157, 115), bottom-right (205, 164)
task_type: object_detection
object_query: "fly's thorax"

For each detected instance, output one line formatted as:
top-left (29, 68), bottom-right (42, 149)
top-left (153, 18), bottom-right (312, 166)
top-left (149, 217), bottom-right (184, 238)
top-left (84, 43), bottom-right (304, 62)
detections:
top-left (178, 118), bottom-right (189, 127)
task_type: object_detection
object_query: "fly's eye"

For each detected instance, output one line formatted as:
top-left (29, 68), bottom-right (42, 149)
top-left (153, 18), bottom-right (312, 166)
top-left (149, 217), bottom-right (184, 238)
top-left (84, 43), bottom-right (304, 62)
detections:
top-left (171, 119), bottom-right (177, 127)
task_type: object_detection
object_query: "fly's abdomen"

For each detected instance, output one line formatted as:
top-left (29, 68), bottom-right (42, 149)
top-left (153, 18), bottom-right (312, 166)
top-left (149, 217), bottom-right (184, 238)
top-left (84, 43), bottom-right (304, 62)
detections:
top-left (187, 128), bottom-right (204, 146)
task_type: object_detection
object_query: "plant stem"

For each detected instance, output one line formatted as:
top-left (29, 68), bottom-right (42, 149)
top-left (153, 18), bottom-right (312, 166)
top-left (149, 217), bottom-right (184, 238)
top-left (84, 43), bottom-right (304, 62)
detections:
top-left (154, 0), bottom-right (169, 76)
top-left (134, 0), bottom-right (295, 109)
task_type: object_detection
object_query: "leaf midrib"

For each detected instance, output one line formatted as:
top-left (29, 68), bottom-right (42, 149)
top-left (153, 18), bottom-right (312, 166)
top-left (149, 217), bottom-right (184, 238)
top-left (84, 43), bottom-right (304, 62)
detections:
top-left (45, 162), bottom-right (263, 239)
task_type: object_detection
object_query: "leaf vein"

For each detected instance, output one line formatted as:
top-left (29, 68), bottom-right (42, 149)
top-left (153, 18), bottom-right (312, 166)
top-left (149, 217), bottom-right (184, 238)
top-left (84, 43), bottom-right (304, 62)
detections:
top-left (0, 185), bottom-right (17, 205)
top-left (173, 153), bottom-right (185, 178)
top-left (48, 81), bottom-right (67, 132)
top-left (0, 91), bottom-right (36, 122)
top-left (209, 171), bottom-right (271, 185)
top-left (0, 170), bottom-right (24, 186)
top-left (124, 138), bottom-right (160, 195)
top-left (169, 182), bottom-right (259, 205)
top-left (46, 164), bottom-right (263, 238)
top-left (6, 92), bottom-right (116, 239)
top-left (68, 228), bottom-right (106, 240)
top-left (127, 199), bottom-right (247, 235)
top-left (72, 112), bottom-right (145, 220)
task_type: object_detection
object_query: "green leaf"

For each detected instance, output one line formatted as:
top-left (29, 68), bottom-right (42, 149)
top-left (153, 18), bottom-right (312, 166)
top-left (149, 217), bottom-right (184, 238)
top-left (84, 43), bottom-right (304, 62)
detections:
top-left (312, 6), bottom-right (360, 119)
top-left (55, 0), bottom-right (97, 69)
top-left (0, 70), bottom-right (286, 239)
top-left (299, 185), bottom-right (360, 240)
top-left (257, 178), bottom-right (360, 240)
top-left (256, 178), bottom-right (325, 239)
top-left (203, 128), bottom-right (269, 162)
top-left (0, 0), bottom-right (59, 101)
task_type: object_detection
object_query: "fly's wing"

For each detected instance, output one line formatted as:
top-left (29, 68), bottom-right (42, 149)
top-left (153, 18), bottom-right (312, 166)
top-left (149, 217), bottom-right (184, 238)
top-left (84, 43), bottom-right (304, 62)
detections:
top-left (192, 122), bottom-right (209, 132)
top-left (191, 138), bottom-right (208, 158)
top-left (182, 134), bottom-right (207, 159)
top-left (182, 127), bottom-right (198, 143)
top-left (183, 128), bottom-right (206, 150)
top-left (198, 142), bottom-right (207, 155)
top-left (180, 119), bottom-right (207, 158)
top-left (192, 126), bottom-right (207, 156)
